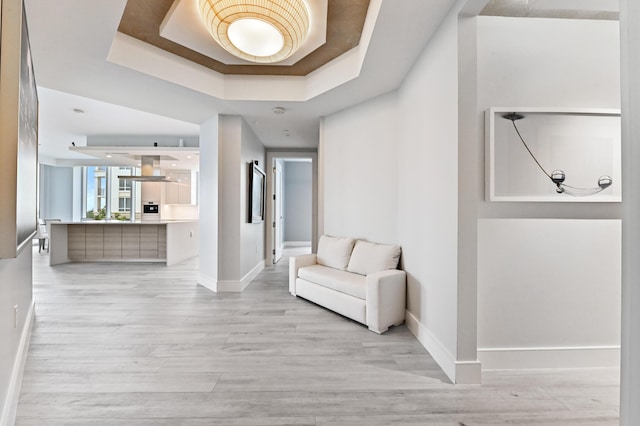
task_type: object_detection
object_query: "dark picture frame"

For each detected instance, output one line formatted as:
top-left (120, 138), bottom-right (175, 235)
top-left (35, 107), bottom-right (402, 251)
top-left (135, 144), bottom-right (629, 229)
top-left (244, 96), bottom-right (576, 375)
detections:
top-left (0, 0), bottom-right (39, 258)
top-left (248, 162), bottom-right (266, 223)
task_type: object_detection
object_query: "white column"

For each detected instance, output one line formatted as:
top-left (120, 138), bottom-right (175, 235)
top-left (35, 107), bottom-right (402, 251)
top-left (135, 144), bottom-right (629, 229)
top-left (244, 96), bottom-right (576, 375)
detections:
top-left (620, 1), bottom-right (640, 424)
top-left (197, 115), bottom-right (219, 291)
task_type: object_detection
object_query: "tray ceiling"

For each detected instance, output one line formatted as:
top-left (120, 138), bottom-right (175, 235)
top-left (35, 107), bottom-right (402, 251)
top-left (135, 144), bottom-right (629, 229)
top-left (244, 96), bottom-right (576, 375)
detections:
top-left (118, 0), bottom-right (370, 76)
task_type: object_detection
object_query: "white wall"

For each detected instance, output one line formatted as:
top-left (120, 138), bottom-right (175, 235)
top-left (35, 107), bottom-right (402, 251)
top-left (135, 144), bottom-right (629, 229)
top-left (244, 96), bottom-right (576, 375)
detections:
top-left (475, 16), bottom-right (622, 369)
top-left (0, 247), bottom-right (33, 425)
top-left (197, 115), bottom-right (219, 292)
top-left (239, 119), bottom-right (266, 279)
top-left (322, 92), bottom-right (398, 244)
top-left (216, 116), bottom-right (265, 290)
top-left (218, 116), bottom-right (242, 282)
top-left (397, 10), bottom-right (473, 382)
top-left (478, 219), bottom-right (621, 367)
top-left (319, 6), bottom-right (622, 382)
top-left (283, 161), bottom-right (312, 242)
top-left (39, 164), bottom-right (73, 221)
top-left (88, 135), bottom-right (199, 148)
top-left (620, 1), bottom-right (640, 423)
top-left (321, 8), bottom-right (477, 383)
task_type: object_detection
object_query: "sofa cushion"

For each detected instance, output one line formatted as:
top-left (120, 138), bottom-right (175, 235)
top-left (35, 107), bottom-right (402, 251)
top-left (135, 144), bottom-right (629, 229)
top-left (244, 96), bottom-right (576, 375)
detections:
top-left (347, 240), bottom-right (401, 276)
top-left (316, 235), bottom-right (355, 271)
top-left (298, 264), bottom-right (366, 299)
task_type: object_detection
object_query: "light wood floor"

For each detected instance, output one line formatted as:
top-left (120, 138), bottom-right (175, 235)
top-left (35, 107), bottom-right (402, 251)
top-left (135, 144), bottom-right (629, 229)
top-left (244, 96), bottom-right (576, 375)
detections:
top-left (16, 249), bottom-right (620, 425)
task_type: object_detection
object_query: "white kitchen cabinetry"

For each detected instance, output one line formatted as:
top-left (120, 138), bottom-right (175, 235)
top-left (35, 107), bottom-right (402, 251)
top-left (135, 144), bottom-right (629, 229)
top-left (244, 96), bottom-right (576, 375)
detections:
top-left (165, 170), bottom-right (196, 204)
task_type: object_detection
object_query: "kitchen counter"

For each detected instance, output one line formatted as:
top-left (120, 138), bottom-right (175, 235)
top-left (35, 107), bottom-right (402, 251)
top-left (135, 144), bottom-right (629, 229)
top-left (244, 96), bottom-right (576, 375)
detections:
top-left (49, 221), bottom-right (198, 266)
top-left (54, 220), bottom-right (197, 224)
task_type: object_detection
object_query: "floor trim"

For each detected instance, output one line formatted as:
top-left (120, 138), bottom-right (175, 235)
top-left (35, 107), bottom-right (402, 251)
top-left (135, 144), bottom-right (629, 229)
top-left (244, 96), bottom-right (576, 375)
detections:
top-left (405, 310), bottom-right (481, 384)
top-left (479, 345), bottom-right (621, 370)
top-left (205, 260), bottom-right (265, 293)
top-left (405, 310), bottom-right (456, 383)
top-left (1, 300), bottom-right (35, 426)
top-left (197, 272), bottom-right (218, 292)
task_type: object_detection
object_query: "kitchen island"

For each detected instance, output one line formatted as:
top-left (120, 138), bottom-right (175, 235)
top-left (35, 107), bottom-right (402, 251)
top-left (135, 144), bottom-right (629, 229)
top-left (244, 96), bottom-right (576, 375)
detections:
top-left (49, 221), bottom-right (198, 266)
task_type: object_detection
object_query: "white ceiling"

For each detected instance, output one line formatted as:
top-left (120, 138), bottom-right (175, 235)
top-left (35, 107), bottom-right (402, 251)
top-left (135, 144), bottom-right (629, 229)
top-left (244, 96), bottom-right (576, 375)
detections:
top-left (25, 0), bottom-right (617, 167)
top-left (23, 0), bottom-right (460, 164)
top-left (37, 87), bottom-right (200, 164)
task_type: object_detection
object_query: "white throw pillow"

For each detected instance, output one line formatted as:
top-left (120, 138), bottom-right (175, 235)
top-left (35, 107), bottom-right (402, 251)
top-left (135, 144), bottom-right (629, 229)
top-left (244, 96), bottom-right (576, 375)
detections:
top-left (316, 235), bottom-right (355, 270)
top-left (347, 240), bottom-right (401, 275)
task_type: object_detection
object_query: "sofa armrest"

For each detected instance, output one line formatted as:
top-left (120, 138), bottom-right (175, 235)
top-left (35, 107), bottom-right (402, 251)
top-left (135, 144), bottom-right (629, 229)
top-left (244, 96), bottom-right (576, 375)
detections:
top-left (289, 253), bottom-right (317, 296)
top-left (365, 269), bottom-right (407, 334)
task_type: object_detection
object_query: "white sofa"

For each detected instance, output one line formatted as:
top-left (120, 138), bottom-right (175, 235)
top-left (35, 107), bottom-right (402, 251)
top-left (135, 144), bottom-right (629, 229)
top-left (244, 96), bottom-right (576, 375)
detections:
top-left (289, 235), bottom-right (406, 334)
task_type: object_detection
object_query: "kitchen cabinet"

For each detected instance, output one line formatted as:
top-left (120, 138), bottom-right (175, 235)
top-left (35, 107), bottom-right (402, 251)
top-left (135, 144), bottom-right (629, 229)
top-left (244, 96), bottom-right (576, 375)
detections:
top-left (165, 170), bottom-right (195, 204)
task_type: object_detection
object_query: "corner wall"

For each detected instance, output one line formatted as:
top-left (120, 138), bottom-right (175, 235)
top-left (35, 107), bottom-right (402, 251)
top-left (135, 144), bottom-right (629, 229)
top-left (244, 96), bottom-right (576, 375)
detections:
top-left (397, 9), bottom-right (472, 382)
top-left (216, 116), bottom-right (265, 291)
top-left (197, 115), bottom-right (219, 292)
top-left (474, 16), bottom-right (622, 369)
top-left (620, 1), bottom-right (640, 423)
top-left (239, 119), bottom-right (266, 281)
top-left (321, 5), bottom-right (477, 383)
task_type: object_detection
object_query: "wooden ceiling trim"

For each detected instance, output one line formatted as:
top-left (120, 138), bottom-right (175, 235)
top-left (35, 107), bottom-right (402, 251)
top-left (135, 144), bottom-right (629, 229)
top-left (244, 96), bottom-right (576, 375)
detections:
top-left (117, 0), bottom-right (370, 76)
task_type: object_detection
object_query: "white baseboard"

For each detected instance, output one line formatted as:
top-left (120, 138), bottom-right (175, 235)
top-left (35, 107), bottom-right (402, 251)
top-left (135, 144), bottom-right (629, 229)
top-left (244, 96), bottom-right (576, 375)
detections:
top-left (283, 241), bottom-right (311, 248)
top-left (478, 345), bottom-right (621, 370)
top-left (1, 300), bottom-right (35, 426)
top-left (197, 272), bottom-right (218, 292)
top-left (200, 260), bottom-right (265, 293)
top-left (405, 310), bottom-right (481, 384)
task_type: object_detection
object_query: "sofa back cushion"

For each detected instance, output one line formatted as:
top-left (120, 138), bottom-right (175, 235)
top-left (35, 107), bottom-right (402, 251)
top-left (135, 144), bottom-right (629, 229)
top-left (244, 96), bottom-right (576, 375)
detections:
top-left (347, 240), bottom-right (401, 276)
top-left (317, 235), bottom-right (356, 270)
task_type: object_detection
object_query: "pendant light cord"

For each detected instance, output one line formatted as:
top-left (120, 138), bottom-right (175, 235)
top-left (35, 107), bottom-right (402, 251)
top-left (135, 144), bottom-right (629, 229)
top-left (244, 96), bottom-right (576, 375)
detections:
top-left (510, 119), bottom-right (552, 180)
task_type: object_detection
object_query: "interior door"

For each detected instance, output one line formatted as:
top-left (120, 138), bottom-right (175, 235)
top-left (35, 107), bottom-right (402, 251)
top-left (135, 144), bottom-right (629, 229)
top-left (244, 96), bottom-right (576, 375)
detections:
top-left (273, 160), bottom-right (284, 263)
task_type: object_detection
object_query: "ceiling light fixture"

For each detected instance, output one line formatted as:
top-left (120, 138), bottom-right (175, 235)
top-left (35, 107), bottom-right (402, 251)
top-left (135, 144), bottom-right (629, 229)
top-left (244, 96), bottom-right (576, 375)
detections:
top-left (197, 0), bottom-right (310, 64)
top-left (273, 106), bottom-right (286, 115)
top-left (502, 113), bottom-right (612, 196)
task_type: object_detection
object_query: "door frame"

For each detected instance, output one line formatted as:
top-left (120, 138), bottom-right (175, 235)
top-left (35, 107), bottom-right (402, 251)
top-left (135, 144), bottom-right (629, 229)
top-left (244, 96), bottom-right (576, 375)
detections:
top-left (265, 150), bottom-right (318, 266)
top-left (273, 159), bottom-right (284, 263)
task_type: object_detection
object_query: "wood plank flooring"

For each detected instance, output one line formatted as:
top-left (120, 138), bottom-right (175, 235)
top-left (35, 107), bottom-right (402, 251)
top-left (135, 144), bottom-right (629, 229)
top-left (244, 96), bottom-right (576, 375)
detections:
top-left (16, 249), bottom-right (620, 425)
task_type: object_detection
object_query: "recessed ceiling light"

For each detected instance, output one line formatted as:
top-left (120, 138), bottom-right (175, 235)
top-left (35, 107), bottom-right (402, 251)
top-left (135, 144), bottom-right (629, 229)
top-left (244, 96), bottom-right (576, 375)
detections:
top-left (172, 163), bottom-right (176, 167)
top-left (187, 155), bottom-right (192, 159)
top-left (73, 108), bottom-right (85, 114)
top-left (105, 154), bottom-right (112, 158)
top-left (273, 107), bottom-right (286, 115)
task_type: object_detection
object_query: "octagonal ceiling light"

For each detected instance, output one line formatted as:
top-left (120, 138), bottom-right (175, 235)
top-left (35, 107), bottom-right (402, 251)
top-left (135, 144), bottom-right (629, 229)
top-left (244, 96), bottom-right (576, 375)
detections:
top-left (197, 0), bottom-right (310, 64)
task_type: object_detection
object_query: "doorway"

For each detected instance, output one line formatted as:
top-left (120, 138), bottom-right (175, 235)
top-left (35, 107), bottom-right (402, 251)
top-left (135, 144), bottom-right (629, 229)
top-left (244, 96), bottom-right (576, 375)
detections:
top-left (265, 151), bottom-right (318, 266)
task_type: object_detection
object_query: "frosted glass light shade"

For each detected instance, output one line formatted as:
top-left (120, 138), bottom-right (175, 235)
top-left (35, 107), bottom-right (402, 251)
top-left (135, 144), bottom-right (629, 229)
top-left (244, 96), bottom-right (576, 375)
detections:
top-left (197, 0), bottom-right (310, 64)
top-left (228, 19), bottom-right (284, 57)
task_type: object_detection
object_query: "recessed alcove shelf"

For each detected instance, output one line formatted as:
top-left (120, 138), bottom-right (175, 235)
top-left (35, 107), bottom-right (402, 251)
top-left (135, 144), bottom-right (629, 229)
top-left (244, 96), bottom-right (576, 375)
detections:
top-left (485, 107), bottom-right (622, 202)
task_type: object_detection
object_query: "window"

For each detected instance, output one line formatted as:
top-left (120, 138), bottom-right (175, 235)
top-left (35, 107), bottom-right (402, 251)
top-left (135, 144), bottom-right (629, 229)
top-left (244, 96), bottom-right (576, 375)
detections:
top-left (119, 178), bottom-right (131, 191)
top-left (83, 166), bottom-right (141, 221)
top-left (85, 166), bottom-right (107, 220)
top-left (118, 197), bottom-right (131, 212)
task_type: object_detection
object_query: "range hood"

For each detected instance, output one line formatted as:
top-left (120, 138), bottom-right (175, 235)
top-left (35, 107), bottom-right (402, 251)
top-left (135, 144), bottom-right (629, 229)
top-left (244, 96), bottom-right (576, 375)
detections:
top-left (118, 155), bottom-right (176, 182)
